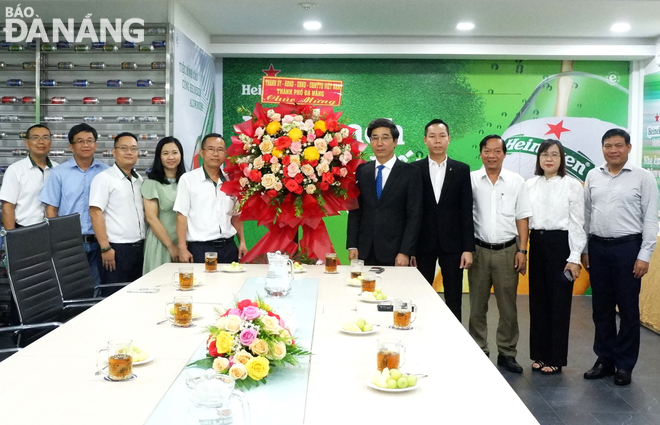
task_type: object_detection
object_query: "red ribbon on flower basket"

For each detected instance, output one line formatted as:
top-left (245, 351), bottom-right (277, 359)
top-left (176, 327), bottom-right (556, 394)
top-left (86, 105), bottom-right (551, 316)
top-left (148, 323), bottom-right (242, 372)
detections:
top-left (222, 103), bottom-right (366, 263)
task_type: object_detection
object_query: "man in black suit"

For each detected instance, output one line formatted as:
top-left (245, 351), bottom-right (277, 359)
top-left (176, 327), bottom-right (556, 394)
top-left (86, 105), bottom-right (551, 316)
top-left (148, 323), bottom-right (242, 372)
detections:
top-left (411, 119), bottom-right (475, 322)
top-left (347, 118), bottom-right (422, 266)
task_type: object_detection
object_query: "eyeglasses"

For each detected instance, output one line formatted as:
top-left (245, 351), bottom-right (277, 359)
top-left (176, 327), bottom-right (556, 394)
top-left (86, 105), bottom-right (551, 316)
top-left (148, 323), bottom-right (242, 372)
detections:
top-left (540, 152), bottom-right (560, 158)
top-left (370, 136), bottom-right (393, 142)
top-left (115, 146), bottom-right (139, 153)
top-left (204, 147), bottom-right (225, 154)
top-left (72, 139), bottom-right (96, 146)
top-left (28, 135), bottom-right (52, 141)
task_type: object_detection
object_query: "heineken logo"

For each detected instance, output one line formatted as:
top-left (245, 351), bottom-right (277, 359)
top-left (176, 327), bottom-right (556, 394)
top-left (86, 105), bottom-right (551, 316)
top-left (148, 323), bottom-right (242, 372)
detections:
top-left (505, 135), bottom-right (595, 182)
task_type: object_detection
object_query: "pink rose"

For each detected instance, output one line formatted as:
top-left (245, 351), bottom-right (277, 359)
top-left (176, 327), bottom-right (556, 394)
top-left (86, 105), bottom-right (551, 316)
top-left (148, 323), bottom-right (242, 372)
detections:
top-left (271, 113), bottom-right (281, 122)
top-left (241, 306), bottom-right (262, 320)
top-left (323, 151), bottom-right (334, 162)
top-left (282, 115), bottom-right (294, 124)
top-left (254, 127), bottom-right (264, 138)
top-left (293, 115), bottom-right (304, 122)
top-left (227, 307), bottom-right (241, 316)
top-left (238, 328), bottom-right (258, 346)
top-left (270, 156), bottom-right (279, 164)
top-left (339, 167), bottom-right (348, 177)
top-left (332, 146), bottom-right (341, 156)
top-left (290, 142), bottom-right (302, 155)
top-left (287, 163), bottom-right (300, 178)
top-left (307, 132), bottom-right (316, 142)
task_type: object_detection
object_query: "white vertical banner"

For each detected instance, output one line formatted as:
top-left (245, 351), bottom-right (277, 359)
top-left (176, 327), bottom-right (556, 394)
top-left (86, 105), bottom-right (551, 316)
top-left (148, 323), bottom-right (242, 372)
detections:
top-left (172, 27), bottom-right (216, 170)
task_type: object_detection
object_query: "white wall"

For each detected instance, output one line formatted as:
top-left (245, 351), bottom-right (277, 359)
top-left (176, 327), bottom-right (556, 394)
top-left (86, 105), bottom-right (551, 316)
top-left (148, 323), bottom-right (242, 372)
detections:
top-left (169, 0), bottom-right (211, 54)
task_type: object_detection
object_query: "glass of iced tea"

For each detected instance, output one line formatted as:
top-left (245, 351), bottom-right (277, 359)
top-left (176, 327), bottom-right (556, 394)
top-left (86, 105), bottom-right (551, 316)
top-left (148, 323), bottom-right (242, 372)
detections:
top-left (97, 339), bottom-right (133, 381)
top-left (392, 298), bottom-right (417, 330)
top-left (204, 252), bottom-right (218, 272)
top-left (166, 295), bottom-right (194, 327)
top-left (174, 266), bottom-right (194, 290)
top-left (376, 338), bottom-right (406, 372)
top-left (325, 253), bottom-right (338, 274)
top-left (350, 259), bottom-right (364, 279)
top-left (360, 272), bottom-right (382, 293)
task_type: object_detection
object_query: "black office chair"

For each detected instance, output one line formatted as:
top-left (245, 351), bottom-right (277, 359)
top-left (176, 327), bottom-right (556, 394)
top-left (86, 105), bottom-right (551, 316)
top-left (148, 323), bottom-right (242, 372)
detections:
top-left (47, 213), bottom-right (127, 304)
top-left (0, 222), bottom-right (64, 355)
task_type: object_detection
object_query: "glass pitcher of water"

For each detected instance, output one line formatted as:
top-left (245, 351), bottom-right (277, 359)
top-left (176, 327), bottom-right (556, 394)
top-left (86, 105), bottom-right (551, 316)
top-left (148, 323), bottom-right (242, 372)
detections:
top-left (185, 370), bottom-right (251, 425)
top-left (265, 250), bottom-right (294, 297)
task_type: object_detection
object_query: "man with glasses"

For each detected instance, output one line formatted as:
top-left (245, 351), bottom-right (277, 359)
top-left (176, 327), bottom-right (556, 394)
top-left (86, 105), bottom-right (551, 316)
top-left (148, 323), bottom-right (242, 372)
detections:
top-left (174, 133), bottom-right (247, 264)
top-left (89, 132), bottom-right (145, 288)
top-left (1, 124), bottom-right (58, 229)
top-left (347, 118), bottom-right (422, 266)
top-left (41, 123), bottom-right (110, 292)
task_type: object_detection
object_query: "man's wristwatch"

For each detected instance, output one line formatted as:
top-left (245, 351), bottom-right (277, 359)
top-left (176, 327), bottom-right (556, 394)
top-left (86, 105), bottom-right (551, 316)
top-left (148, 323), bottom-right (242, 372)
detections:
top-left (100, 246), bottom-right (112, 253)
top-left (517, 249), bottom-right (527, 254)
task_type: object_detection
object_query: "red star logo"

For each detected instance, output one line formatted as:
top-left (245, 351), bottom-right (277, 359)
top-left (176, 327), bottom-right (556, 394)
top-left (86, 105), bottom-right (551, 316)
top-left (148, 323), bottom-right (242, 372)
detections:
top-left (655, 113), bottom-right (659, 123)
top-left (544, 120), bottom-right (570, 139)
top-left (262, 64), bottom-right (281, 77)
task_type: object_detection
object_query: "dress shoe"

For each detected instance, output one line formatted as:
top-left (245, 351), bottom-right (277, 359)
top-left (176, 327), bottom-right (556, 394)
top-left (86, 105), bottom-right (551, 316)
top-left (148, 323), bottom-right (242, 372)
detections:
top-left (614, 369), bottom-right (632, 386)
top-left (497, 355), bottom-right (523, 373)
top-left (583, 362), bottom-right (615, 380)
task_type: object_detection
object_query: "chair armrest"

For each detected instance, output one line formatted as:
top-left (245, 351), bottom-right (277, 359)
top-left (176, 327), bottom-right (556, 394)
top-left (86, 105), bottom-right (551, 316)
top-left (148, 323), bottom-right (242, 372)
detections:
top-left (63, 298), bottom-right (101, 305)
top-left (63, 302), bottom-right (98, 309)
top-left (99, 282), bottom-right (130, 288)
top-left (0, 322), bottom-right (63, 333)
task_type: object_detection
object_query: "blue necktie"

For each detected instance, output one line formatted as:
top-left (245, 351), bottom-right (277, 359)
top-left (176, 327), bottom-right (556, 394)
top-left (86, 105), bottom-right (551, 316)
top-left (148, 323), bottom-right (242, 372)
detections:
top-left (376, 165), bottom-right (385, 199)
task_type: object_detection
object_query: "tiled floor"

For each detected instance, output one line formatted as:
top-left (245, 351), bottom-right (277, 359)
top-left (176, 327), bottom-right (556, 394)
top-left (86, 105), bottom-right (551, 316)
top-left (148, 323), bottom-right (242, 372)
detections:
top-left (459, 294), bottom-right (660, 425)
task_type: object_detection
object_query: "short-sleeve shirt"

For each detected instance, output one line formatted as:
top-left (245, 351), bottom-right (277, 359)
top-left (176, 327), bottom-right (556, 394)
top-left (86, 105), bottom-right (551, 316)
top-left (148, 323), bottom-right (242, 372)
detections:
top-left (89, 164), bottom-right (145, 243)
top-left (39, 157), bottom-right (110, 235)
top-left (471, 167), bottom-right (533, 244)
top-left (0, 156), bottom-right (58, 226)
top-left (173, 167), bottom-right (237, 242)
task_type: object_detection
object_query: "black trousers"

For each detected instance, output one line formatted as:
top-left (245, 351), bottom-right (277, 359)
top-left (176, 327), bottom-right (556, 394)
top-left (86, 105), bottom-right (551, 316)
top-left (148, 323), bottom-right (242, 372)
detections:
top-left (100, 241), bottom-right (144, 296)
top-left (416, 251), bottom-right (463, 322)
top-left (187, 238), bottom-right (238, 264)
top-left (528, 230), bottom-right (573, 366)
top-left (588, 237), bottom-right (642, 371)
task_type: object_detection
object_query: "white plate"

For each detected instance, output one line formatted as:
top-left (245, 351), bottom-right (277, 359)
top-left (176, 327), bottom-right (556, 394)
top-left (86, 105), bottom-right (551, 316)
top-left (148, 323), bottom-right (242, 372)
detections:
top-left (347, 278), bottom-right (361, 287)
top-left (222, 268), bottom-right (246, 273)
top-left (134, 353), bottom-right (155, 366)
top-left (340, 324), bottom-right (380, 335)
top-left (365, 378), bottom-right (419, 393)
top-left (294, 268), bottom-right (306, 273)
top-left (358, 294), bottom-right (389, 303)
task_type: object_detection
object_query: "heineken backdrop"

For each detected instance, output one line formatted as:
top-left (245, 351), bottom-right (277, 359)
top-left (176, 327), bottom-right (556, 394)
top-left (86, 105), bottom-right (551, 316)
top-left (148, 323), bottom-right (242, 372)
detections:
top-left (220, 58), bottom-right (630, 294)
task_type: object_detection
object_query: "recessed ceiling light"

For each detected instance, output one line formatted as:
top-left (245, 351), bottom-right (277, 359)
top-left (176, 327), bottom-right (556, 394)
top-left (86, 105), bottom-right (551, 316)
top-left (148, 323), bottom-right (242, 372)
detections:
top-left (304, 21), bottom-right (322, 30)
top-left (456, 22), bottom-right (475, 31)
top-left (610, 23), bottom-right (630, 32)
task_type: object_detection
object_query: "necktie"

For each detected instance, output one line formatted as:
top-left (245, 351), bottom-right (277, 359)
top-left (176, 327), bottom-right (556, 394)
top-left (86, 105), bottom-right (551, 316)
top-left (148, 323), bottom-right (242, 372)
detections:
top-left (376, 165), bottom-right (385, 199)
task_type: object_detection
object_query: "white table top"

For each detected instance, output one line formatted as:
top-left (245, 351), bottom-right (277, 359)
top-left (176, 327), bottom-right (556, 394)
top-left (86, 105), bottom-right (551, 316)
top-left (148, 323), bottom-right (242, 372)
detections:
top-left (0, 263), bottom-right (538, 424)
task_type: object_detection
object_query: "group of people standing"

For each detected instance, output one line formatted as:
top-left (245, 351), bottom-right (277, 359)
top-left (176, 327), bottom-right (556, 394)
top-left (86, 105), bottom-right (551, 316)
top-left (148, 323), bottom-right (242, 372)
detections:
top-left (346, 118), bottom-right (657, 386)
top-left (0, 123), bottom-right (246, 296)
top-left (0, 118), bottom-right (656, 387)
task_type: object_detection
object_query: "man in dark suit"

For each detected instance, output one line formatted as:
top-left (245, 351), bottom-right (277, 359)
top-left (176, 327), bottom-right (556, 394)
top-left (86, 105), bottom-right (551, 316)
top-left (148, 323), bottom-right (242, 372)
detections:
top-left (347, 118), bottom-right (422, 266)
top-left (410, 119), bottom-right (475, 322)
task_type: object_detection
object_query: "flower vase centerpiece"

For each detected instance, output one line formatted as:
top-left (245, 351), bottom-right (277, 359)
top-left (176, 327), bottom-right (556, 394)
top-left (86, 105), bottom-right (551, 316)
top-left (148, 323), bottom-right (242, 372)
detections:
top-left (188, 297), bottom-right (310, 390)
top-left (221, 103), bottom-right (366, 263)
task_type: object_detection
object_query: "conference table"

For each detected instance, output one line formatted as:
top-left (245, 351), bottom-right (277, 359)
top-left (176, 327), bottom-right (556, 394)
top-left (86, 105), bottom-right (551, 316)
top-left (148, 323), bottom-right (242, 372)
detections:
top-left (0, 263), bottom-right (538, 424)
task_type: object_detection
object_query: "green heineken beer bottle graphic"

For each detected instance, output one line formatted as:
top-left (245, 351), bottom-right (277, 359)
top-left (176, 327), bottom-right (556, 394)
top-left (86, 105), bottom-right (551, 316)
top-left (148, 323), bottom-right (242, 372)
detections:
top-left (502, 63), bottom-right (629, 182)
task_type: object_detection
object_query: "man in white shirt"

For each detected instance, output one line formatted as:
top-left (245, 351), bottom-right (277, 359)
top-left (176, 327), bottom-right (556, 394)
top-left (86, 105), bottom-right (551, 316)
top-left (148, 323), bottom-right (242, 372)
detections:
top-left (581, 128), bottom-right (659, 386)
top-left (469, 134), bottom-right (532, 373)
top-left (174, 133), bottom-right (247, 264)
top-left (89, 132), bottom-right (145, 288)
top-left (1, 125), bottom-right (57, 229)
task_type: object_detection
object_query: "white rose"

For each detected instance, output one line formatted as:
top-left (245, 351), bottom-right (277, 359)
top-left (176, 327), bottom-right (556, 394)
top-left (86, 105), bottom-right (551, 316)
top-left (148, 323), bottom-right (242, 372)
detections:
top-left (249, 338), bottom-right (269, 356)
top-left (260, 316), bottom-right (281, 334)
top-left (239, 177), bottom-right (249, 188)
top-left (228, 362), bottom-right (248, 380)
top-left (253, 157), bottom-right (265, 170)
top-left (233, 349), bottom-right (253, 365)
top-left (305, 184), bottom-right (316, 195)
top-left (270, 341), bottom-right (287, 360)
top-left (324, 133), bottom-right (333, 142)
top-left (332, 146), bottom-right (341, 156)
top-left (274, 181), bottom-right (283, 191)
top-left (261, 173), bottom-right (278, 189)
top-left (271, 163), bottom-right (282, 174)
top-left (290, 155), bottom-right (301, 165)
top-left (267, 109), bottom-right (275, 118)
top-left (314, 140), bottom-right (328, 154)
top-left (224, 315), bottom-right (242, 334)
top-left (259, 140), bottom-right (274, 154)
top-left (340, 128), bottom-right (349, 138)
top-left (316, 162), bottom-right (330, 174)
top-left (213, 357), bottom-right (230, 373)
top-left (301, 164), bottom-right (315, 176)
top-left (262, 135), bottom-right (272, 143)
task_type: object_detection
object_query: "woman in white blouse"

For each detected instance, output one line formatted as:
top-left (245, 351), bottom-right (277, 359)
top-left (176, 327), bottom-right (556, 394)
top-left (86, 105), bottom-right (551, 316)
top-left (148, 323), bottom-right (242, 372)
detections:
top-left (525, 139), bottom-right (586, 375)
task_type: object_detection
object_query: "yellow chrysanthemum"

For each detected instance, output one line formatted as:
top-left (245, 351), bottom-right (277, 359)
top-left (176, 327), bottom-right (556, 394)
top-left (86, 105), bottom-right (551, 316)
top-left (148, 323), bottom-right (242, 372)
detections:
top-left (313, 120), bottom-right (326, 133)
top-left (303, 146), bottom-right (320, 161)
top-left (272, 148), bottom-right (284, 158)
top-left (288, 127), bottom-right (303, 142)
top-left (266, 121), bottom-right (281, 135)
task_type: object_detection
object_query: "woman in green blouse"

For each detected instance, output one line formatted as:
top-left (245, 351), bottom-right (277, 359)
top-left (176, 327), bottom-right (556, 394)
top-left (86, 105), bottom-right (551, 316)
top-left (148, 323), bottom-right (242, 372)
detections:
top-left (141, 137), bottom-right (186, 273)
